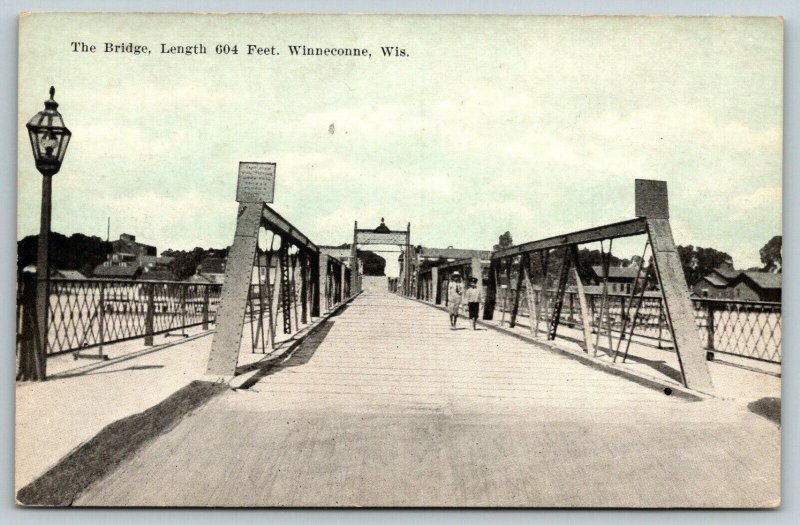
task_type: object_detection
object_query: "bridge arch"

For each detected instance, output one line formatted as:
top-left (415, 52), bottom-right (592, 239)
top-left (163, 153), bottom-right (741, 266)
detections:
top-left (351, 218), bottom-right (412, 295)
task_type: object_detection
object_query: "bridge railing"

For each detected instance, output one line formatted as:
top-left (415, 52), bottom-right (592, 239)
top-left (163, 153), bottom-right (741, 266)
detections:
top-left (15, 273), bottom-right (344, 358)
top-left (16, 277), bottom-right (223, 357)
top-left (424, 287), bottom-right (781, 364)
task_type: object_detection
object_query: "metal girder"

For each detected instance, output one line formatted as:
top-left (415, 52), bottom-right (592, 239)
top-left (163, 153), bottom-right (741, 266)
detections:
top-left (327, 255), bottom-right (347, 269)
top-left (207, 202), bottom-right (263, 376)
top-left (424, 257), bottom-right (477, 272)
top-left (262, 204), bottom-right (317, 253)
top-left (547, 248), bottom-right (573, 340)
top-left (647, 218), bottom-right (714, 391)
top-left (491, 218), bottom-right (648, 260)
top-left (280, 245), bottom-right (292, 334)
top-left (354, 230), bottom-right (409, 245)
top-left (483, 179), bottom-right (713, 392)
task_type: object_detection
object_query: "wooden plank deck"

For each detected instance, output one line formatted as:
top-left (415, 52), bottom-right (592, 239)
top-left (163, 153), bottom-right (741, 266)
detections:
top-left (72, 279), bottom-right (779, 507)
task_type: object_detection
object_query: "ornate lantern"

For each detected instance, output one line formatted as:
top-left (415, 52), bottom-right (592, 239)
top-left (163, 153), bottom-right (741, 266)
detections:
top-left (26, 86), bottom-right (71, 176)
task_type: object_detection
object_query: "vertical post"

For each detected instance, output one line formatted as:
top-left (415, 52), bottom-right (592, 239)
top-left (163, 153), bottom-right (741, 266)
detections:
top-left (568, 293), bottom-right (574, 323)
top-left (510, 255), bottom-right (524, 327)
top-left (329, 261), bottom-right (334, 305)
top-left (352, 221), bottom-right (359, 294)
top-left (326, 261), bottom-right (332, 309)
top-left (202, 285), bottom-right (210, 330)
top-left (521, 262), bottom-right (537, 337)
top-left (637, 179), bottom-right (713, 390)
top-left (618, 268), bottom-right (652, 363)
top-left (340, 263), bottom-right (347, 301)
top-left (278, 244), bottom-right (292, 334)
top-left (535, 251), bottom-right (550, 338)
top-left (499, 258), bottom-right (512, 325)
top-left (705, 301), bottom-right (716, 360)
top-left (573, 267), bottom-right (594, 354)
top-left (254, 255), bottom-right (267, 351)
top-left (547, 247), bottom-right (573, 341)
top-left (593, 244), bottom-right (611, 356)
top-left (405, 222), bottom-right (411, 296)
top-left (181, 285), bottom-right (188, 336)
top-left (337, 261), bottom-right (342, 302)
top-left (144, 282), bottom-right (155, 346)
top-left (311, 252), bottom-right (321, 317)
top-left (33, 175), bottom-right (53, 379)
top-left (206, 202), bottom-right (263, 376)
top-left (432, 267), bottom-right (440, 304)
top-left (98, 282), bottom-right (105, 355)
top-left (17, 273), bottom-right (39, 380)
top-left (300, 251), bottom-right (309, 324)
top-left (291, 252), bottom-right (300, 328)
top-left (483, 258), bottom-right (498, 320)
top-left (268, 251), bottom-right (282, 344)
top-left (247, 280), bottom-right (257, 351)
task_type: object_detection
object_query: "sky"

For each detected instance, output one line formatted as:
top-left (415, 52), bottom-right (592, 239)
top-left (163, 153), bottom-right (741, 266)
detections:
top-left (17, 14), bottom-right (783, 271)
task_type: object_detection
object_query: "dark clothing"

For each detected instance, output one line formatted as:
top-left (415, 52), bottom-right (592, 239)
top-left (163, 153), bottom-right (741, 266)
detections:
top-left (468, 302), bottom-right (480, 319)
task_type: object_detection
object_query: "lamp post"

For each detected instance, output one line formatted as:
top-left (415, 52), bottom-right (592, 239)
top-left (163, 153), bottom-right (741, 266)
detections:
top-left (22, 86), bottom-right (71, 380)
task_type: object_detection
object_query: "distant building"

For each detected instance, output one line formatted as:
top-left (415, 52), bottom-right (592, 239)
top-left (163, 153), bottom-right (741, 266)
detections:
top-left (692, 261), bottom-right (738, 299)
top-left (187, 257), bottom-right (227, 284)
top-left (139, 268), bottom-right (177, 281)
top-left (402, 246), bottom-right (491, 273)
top-left (692, 262), bottom-right (781, 302)
top-left (104, 233), bottom-right (156, 267)
top-left (93, 233), bottom-right (175, 280)
top-left (725, 272), bottom-right (781, 302)
top-left (92, 265), bottom-right (141, 280)
top-left (564, 283), bottom-right (662, 299)
top-left (588, 265), bottom-right (639, 295)
top-left (139, 254), bottom-right (175, 271)
top-left (187, 255), bottom-right (281, 285)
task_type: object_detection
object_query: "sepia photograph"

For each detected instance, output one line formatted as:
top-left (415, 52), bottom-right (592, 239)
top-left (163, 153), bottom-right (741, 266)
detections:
top-left (14, 12), bottom-right (782, 508)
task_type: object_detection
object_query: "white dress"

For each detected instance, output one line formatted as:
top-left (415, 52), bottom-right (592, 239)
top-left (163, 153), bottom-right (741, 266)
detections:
top-left (447, 281), bottom-right (463, 315)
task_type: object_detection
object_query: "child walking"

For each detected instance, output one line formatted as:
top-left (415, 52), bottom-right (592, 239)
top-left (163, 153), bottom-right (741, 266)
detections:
top-left (464, 277), bottom-right (482, 330)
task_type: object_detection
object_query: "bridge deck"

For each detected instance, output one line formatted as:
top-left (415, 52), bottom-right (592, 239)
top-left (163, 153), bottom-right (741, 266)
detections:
top-left (58, 280), bottom-right (779, 507)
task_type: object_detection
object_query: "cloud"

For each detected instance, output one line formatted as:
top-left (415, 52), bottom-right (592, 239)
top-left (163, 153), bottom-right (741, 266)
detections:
top-left (733, 185), bottom-right (782, 210)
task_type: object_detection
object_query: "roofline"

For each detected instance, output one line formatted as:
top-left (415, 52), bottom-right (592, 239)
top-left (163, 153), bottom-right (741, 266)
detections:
top-left (729, 271), bottom-right (782, 290)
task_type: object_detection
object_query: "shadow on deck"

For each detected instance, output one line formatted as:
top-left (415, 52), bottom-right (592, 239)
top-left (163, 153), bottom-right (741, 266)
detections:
top-left (554, 332), bottom-right (685, 384)
top-left (235, 303), bottom-right (349, 390)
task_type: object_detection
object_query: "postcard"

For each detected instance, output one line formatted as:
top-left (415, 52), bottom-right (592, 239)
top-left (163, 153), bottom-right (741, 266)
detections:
top-left (15, 13), bottom-right (782, 507)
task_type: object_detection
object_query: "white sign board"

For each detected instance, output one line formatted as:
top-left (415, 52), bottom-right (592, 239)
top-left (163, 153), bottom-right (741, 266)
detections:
top-left (236, 162), bottom-right (276, 203)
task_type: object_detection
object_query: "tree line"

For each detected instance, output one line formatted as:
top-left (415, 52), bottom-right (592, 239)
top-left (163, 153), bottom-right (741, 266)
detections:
top-left (17, 230), bottom-right (782, 287)
top-left (16, 233), bottom-right (388, 280)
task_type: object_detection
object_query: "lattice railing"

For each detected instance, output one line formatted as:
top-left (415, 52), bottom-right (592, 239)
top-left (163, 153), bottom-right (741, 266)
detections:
top-left (432, 287), bottom-right (782, 364)
top-left (37, 279), bottom-right (222, 356)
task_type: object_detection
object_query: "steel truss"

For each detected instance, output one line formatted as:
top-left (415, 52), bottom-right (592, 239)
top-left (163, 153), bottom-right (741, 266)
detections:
top-left (483, 179), bottom-right (713, 391)
top-left (207, 203), bottom-right (353, 376)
